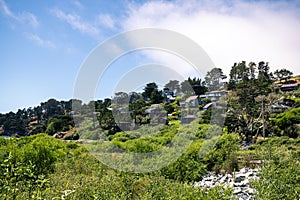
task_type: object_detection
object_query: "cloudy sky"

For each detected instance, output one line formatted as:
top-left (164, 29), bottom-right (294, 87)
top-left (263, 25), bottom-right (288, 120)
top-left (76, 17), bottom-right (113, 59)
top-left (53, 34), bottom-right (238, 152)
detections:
top-left (1, 0), bottom-right (300, 113)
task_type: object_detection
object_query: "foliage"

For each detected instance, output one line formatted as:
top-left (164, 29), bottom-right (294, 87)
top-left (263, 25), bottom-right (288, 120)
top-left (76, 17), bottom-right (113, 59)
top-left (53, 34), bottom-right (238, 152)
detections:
top-left (274, 68), bottom-right (293, 82)
top-left (160, 139), bottom-right (207, 181)
top-left (164, 80), bottom-right (180, 93)
top-left (0, 153), bottom-right (50, 200)
top-left (45, 115), bottom-right (74, 135)
top-left (187, 77), bottom-right (207, 95)
top-left (142, 82), bottom-right (164, 104)
top-left (0, 134), bottom-right (67, 175)
top-left (205, 68), bottom-right (227, 91)
top-left (0, 134), bottom-right (67, 199)
top-left (202, 133), bottom-right (240, 173)
top-left (273, 108), bottom-right (300, 138)
top-left (251, 141), bottom-right (300, 200)
top-left (0, 134), bottom-right (235, 199)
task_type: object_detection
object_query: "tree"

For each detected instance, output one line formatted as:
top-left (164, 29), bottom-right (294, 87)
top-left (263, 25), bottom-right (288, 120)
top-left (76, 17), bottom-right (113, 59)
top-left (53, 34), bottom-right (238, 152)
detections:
top-left (188, 77), bottom-right (207, 95)
top-left (257, 61), bottom-right (271, 83)
top-left (113, 92), bottom-right (129, 105)
top-left (229, 61), bottom-right (250, 83)
top-left (142, 82), bottom-right (163, 103)
top-left (142, 82), bottom-right (158, 100)
top-left (129, 92), bottom-right (141, 103)
top-left (225, 61), bottom-right (276, 141)
top-left (43, 99), bottom-right (64, 118)
top-left (236, 61), bottom-right (249, 81)
top-left (205, 68), bottom-right (227, 91)
top-left (129, 99), bottom-right (147, 124)
top-left (180, 80), bottom-right (194, 96)
top-left (150, 90), bottom-right (164, 104)
top-left (45, 115), bottom-right (74, 135)
top-left (229, 63), bottom-right (238, 82)
top-left (248, 62), bottom-right (256, 79)
top-left (164, 80), bottom-right (179, 93)
top-left (274, 69), bottom-right (293, 83)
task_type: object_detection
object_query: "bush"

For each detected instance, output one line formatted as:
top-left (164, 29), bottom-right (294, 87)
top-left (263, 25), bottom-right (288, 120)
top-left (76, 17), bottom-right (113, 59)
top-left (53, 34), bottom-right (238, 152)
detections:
top-left (274, 108), bottom-right (300, 138)
top-left (45, 115), bottom-right (74, 135)
top-left (0, 134), bottom-right (66, 175)
top-left (160, 139), bottom-right (207, 181)
top-left (0, 133), bottom-right (236, 199)
top-left (251, 144), bottom-right (300, 199)
top-left (202, 133), bottom-right (240, 173)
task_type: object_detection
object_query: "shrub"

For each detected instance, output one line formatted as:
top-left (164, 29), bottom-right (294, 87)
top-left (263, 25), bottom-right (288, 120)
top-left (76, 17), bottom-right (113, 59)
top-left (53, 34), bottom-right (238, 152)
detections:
top-left (251, 144), bottom-right (300, 199)
top-left (274, 108), bottom-right (300, 138)
top-left (203, 133), bottom-right (240, 173)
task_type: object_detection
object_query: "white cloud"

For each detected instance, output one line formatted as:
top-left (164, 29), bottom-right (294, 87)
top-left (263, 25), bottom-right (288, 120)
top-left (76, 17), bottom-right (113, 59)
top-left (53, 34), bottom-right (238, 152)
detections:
top-left (121, 0), bottom-right (300, 76)
top-left (73, 1), bottom-right (84, 10)
top-left (20, 11), bottom-right (39, 28)
top-left (50, 8), bottom-right (100, 37)
top-left (0, 0), bottom-right (39, 28)
top-left (25, 33), bottom-right (56, 48)
top-left (0, 0), bottom-right (15, 18)
top-left (96, 14), bottom-right (116, 29)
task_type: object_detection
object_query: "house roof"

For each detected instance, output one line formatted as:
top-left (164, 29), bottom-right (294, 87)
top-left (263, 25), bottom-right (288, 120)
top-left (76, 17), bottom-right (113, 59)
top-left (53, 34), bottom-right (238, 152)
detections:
top-left (280, 83), bottom-right (298, 88)
top-left (182, 114), bottom-right (196, 119)
top-left (203, 102), bottom-right (213, 109)
top-left (145, 104), bottom-right (163, 113)
top-left (271, 105), bottom-right (289, 109)
top-left (185, 95), bottom-right (198, 102)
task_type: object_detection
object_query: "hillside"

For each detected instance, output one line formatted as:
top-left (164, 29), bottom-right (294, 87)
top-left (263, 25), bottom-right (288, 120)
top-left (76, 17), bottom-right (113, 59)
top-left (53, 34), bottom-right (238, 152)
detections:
top-left (1, 63), bottom-right (300, 199)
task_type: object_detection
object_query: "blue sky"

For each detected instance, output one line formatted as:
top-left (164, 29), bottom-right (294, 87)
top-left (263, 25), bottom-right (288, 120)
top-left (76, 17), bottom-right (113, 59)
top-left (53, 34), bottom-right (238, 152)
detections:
top-left (1, 0), bottom-right (300, 113)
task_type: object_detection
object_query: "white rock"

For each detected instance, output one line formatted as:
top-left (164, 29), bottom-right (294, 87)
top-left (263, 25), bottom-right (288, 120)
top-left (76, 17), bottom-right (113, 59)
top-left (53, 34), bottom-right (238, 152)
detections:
top-left (245, 188), bottom-right (256, 195)
top-left (240, 167), bottom-right (248, 174)
top-left (219, 174), bottom-right (228, 183)
top-left (233, 187), bottom-right (242, 194)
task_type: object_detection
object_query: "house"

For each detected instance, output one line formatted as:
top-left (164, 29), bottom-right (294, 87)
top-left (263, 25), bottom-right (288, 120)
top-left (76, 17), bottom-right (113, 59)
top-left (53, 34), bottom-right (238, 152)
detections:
top-left (181, 114), bottom-right (197, 124)
top-left (115, 121), bottom-right (133, 131)
top-left (145, 104), bottom-right (167, 125)
top-left (113, 106), bottom-right (133, 130)
top-left (279, 83), bottom-right (299, 92)
top-left (163, 88), bottom-right (176, 103)
top-left (184, 96), bottom-right (199, 107)
top-left (274, 77), bottom-right (300, 92)
top-left (200, 90), bottom-right (227, 101)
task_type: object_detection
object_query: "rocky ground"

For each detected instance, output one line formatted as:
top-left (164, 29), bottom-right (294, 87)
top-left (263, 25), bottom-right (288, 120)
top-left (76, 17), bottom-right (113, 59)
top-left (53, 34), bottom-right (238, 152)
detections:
top-left (194, 167), bottom-right (259, 200)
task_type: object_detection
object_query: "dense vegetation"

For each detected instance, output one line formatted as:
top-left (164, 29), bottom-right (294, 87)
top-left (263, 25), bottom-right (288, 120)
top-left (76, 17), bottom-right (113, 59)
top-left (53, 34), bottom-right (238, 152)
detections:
top-left (0, 134), bottom-right (235, 199)
top-left (0, 134), bottom-right (299, 199)
top-left (1, 61), bottom-right (300, 199)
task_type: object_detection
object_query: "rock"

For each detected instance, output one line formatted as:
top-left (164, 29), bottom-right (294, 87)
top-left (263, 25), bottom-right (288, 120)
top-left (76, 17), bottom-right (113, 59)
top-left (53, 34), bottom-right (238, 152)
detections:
top-left (233, 187), bottom-right (242, 194)
top-left (194, 167), bottom-right (259, 200)
top-left (245, 188), bottom-right (256, 195)
top-left (234, 182), bottom-right (247, 187)
top-left (236, 192), bottom-right (250, 200)
top-left (235, 174), bottom-right (246, 183)
top-left (246, 171), bottom-right (254, 177)
top-left (240, 167), bottom-right (248, 174)
top-left (219, 174), bottom-right (228, 183)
